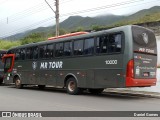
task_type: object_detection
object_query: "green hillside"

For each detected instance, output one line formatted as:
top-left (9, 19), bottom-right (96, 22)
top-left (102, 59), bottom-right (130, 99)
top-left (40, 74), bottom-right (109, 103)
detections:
top-left (3, 6), bottom-right (160, 41)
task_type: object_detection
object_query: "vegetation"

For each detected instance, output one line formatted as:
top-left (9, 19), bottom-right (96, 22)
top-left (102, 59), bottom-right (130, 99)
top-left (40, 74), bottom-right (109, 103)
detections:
top-left (0, 29), bottom-right (68, 50)
top-left (20, 33), bottom-right (46, 45)
top-left (0, 40), bottom-right (21, 50)
top-left (1, 6), bottom-right (160, 50)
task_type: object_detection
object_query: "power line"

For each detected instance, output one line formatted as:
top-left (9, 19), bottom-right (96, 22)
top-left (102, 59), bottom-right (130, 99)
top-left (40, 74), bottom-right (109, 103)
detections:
top-left (60, 0), bottom-right (144, 17)
top-left (0, 0), bottom-right (74, 24)
top-left (0, 2), bottom-right (48, 23)
top-left (1, 0), bottom-right (159, 38)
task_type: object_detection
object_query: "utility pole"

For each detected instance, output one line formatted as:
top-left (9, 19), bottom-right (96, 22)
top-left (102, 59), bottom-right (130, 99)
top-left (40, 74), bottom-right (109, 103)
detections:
top-left (45, 0), bottom-right (59, 36)
top-left (55, 0), bottom-right (59, 36)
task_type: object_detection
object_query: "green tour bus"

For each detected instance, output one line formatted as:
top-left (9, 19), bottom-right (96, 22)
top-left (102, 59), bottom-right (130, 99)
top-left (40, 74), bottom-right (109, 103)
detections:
top-left (3, 25), bottom-right (157, 95)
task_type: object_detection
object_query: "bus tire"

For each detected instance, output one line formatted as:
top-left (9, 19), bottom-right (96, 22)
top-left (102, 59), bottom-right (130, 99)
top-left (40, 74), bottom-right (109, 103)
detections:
top-left (15, 77), bottom-right (23, 89)
top-left (88, 88), bottom-right (104, 94)
top-left (38, 85), bottom-right (45, 89)
top-left (66, 77), bottom-right (81, 95)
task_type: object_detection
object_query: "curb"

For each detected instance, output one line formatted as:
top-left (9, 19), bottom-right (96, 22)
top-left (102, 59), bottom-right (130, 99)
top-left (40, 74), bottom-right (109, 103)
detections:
top-left (104, 88), bottom-right (160, 98)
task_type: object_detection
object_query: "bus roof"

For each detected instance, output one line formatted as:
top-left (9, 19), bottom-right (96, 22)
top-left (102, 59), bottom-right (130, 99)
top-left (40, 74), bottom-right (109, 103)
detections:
top-left (48, 32), bottom-right (88, 40)
top-left (8, 25), bottom-right (146, 50)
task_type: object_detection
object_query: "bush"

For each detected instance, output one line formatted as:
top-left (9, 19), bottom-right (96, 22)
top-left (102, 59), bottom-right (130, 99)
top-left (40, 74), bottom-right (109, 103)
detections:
top-left (0, 40), bottom-right (21, 50)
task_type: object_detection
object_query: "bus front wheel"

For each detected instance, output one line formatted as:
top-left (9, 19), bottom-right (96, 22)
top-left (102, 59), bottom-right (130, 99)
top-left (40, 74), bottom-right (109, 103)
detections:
top-left (15, 77), bottom-right (23, 89)
top-left (66, 77), bottom-right (81, 95)
top-left (88, 88), bottom-right (104, 94)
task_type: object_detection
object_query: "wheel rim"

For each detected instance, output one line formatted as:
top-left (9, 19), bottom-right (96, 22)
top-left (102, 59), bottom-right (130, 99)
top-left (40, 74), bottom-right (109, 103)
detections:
top-left (16, 79), bottom-right (21, 87)
top-left (68, 81), bottom-right (76, 92)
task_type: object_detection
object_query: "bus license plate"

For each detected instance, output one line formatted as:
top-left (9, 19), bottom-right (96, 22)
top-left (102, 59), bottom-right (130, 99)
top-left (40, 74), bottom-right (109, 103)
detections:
top-left (143, 72), bottom-right (149, 77)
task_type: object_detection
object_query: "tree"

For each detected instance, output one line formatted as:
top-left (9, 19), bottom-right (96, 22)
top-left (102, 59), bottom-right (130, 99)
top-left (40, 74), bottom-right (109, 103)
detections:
top-left (20, 33), bottom-right (46, 45)
top-left (75, 27), bottom-right (84, 32)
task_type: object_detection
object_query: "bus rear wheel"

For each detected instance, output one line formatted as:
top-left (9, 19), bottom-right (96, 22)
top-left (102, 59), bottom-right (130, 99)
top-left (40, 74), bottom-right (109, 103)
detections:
top-left (88, 88), bottom-right (104, 94)
top-left (66, 77), bottom-right (81, 95)
top-left (15, 77), bottom-right (23, 89)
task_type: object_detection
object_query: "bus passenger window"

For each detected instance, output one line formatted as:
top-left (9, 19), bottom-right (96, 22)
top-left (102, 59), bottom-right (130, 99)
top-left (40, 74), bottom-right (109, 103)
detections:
top-left (55, 43), bottom-right (63, 57)
top-left (26, 48), bottom-right (33, 59)
top-left (84, 38), bottom-right (94, 55)
top-left (15, 49), bottom-right (20, 60)
top-left (33, 47), bottom-right (38, 59)
top-left (74, 40), bottom-right (83, 55)
top-left (64, 42), bottom-right (72, 56)
top-left (46, 44), bottom-right (54, 58)
top-left (7, 50), bottom-right (15, 54)
top-left (39, 45), bottom-right (47, 59)
top-left (108, 34), bottom-right (122, 53)
top-left (96, 36), bottom-right (108, 54)
top-left (20, 49), bottom-right (26, 60)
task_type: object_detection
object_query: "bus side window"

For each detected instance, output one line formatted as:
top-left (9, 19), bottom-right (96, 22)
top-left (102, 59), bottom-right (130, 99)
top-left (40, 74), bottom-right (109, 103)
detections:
top-left (55, 43), bottom-right (63, 57)
top-left (108, 34), bottom-right (122, 53)
top-left (74, 40), bottom-right (83, 56)
top-left (64, 41), bottom-right (72, 56)
top-left (7, 50), bottom-right (15, 54)
top-left (46, 44), bottom-right (54, 58)
top-left (96, 36), bottom-right (108, 54)
top-left (39, 45), bottom-right (47, 59)
top-left (84, 38), bottom-right (94, 55)
top-left (26, 47), bottom-right (33, 59)
top-left (33, 47), bottom-right (38, 59)
top-left (20, 48), bottom-right (26, 60)
top-left (15, 49), bottom-right (20, 60)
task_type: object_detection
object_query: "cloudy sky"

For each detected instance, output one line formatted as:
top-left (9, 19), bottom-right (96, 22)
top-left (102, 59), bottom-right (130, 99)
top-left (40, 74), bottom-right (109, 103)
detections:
top-left (0, 0), bottom-right (160, 38)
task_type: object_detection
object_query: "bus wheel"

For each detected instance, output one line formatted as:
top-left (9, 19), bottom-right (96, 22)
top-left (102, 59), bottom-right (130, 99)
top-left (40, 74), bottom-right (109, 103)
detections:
top-left (38, 85), bottom-right (45, 89)
top-left (15, 78), bottom-right (23, 89)
top-left (66, 77), bottom-right (81, 95)
top-left (88, 88), bottom-right (104, 94)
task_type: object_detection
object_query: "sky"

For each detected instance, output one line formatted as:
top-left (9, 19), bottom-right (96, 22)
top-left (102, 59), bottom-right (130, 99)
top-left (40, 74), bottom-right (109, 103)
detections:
top-left (0, 0), bottom-right (160, 38)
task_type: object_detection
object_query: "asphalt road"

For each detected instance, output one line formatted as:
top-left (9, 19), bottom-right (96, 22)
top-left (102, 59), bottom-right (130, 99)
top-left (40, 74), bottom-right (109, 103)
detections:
top-left (1, 85), bottom-right (160, 120)
top-left (0, 85), bottom-right (160, 111)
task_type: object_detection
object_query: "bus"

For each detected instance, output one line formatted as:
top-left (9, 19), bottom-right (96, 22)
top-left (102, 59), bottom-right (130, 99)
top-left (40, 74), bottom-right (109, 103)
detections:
top-left (2, 25), bottom-right (157, 95)
top-left (0, 50), bottom-right (6, 84)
